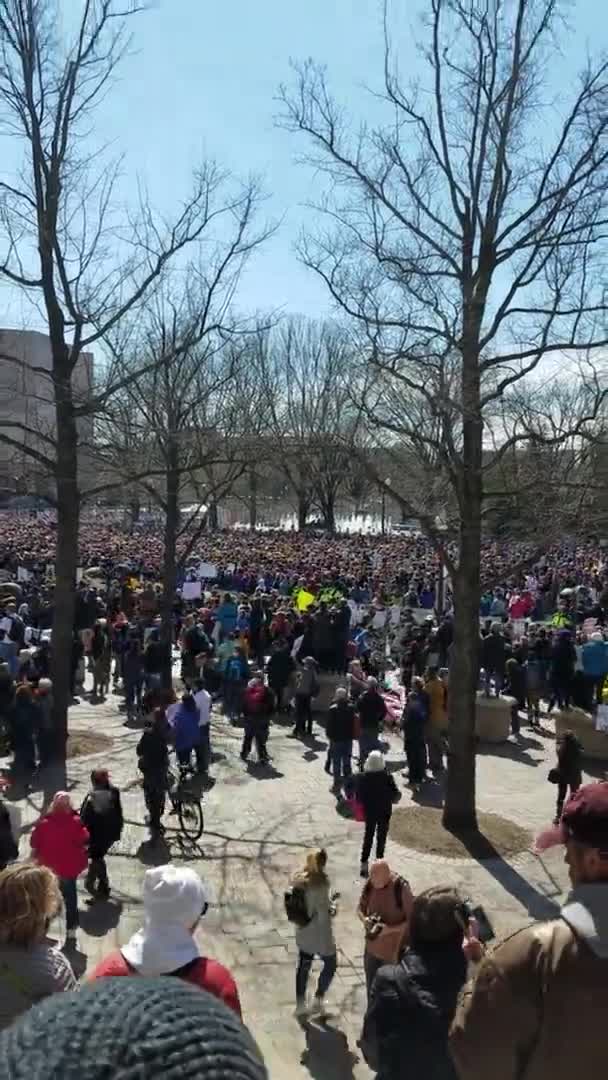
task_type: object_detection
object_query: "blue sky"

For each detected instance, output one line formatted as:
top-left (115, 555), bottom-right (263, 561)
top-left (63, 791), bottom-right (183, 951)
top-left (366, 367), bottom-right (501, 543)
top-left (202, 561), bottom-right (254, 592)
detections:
top-left (1, 0), bottom-right (603, 326)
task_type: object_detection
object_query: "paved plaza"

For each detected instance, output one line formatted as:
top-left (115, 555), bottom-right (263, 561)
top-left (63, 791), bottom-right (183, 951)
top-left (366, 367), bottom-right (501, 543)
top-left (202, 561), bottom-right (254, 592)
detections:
top-left (6, 685), bottom-right (606, 1079)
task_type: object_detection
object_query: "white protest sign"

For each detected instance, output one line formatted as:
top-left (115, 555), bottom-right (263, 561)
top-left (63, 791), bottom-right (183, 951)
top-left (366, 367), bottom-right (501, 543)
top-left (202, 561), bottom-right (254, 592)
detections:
top-left (198, 562), bottom-right (217, 580)
top-left (17, 567), bottom-right (31, 583)
top-left (182, 580), bottom-right (202, 601)
top-left (595, 705), bottom-right (608, 734)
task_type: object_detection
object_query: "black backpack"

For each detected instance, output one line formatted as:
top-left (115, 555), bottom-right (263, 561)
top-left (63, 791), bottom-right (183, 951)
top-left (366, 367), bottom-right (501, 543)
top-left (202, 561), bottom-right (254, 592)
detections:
top-left (284, 883), bottom-right (312, 927)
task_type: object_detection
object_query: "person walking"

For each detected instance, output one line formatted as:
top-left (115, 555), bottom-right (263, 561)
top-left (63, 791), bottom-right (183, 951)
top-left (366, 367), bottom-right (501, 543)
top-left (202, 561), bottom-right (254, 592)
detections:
top-left (222, 645), bottom-right (249, 722)
top-left (293, 656), bottom-right (319, 738)
top-left (80, 769), bottom-right (124, 900)
top-left (122, 634), bottom-right (145, 720)
top-left (358, 859), bottom-right (413, 997)
top-left (290, 848), bottom-right (338, 1019)
top-left (240, 677), bottom-right (273, 765)
top-left (550, 629), bottom-right (576, 711)
top-left (90, 620), bottom-right (112, 701)
top-left (88, 864), bottom-right (241, 1016)
top-left (582, 630), bottom-right (608, 710)
top-left (551, 730), bottom-right (583, 824)
top-left (424, 668), bottom-right (448, 775)
top-left (137, 708), bottom-right (170, 838)
top-left (0, 863), bottom-right (77, 1030)
top-left (357, 677), bottom-right (387, 768)
top-left (266, 639), bottom-right (295, 715)
top-left (30, 792), bottom-right (89, 948)
top-left (193, 678), bottom-right (212, 776)
top-left (356, 751), bottom-right (401, 878)
top-left (326, 687), bottom-right (356, 794)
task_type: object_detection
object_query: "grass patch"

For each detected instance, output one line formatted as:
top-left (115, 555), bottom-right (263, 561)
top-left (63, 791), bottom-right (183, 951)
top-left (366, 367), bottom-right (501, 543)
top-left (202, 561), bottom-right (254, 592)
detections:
top-left (390, 805), bottom-right (532, 860)
top-left (66, 730), bottom-right (113, 760)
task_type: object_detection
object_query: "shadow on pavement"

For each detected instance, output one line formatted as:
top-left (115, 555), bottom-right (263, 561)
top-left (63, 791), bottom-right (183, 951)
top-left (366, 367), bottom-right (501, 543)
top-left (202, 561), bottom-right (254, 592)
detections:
top-left (78, 897), bottom-right (123, 937)
top-left (458, 831), bottom-right (561, 919)
top-left (246, 761), bottom-right (285, 780)
top-left (300, 1021), bottom-right (359, 1080)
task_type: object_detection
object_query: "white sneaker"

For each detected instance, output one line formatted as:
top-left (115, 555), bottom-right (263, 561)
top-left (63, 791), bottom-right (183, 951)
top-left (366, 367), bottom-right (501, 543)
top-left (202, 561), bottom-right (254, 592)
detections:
top-left (294, 999), bottom-right (309, 1019)
top-left (311, 995), bottom-right (328, 1019)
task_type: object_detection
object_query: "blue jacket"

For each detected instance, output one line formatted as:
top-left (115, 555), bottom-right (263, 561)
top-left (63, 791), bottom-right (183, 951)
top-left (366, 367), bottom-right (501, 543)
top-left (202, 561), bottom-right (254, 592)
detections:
top-left (582, 639), bottom-right (608, 678)
top-left (216, 602), bottom-right (238, 633)
top-left (171, 704), bottom-right (201, 752)
top-left (224, 655), bottom-right (248, 682)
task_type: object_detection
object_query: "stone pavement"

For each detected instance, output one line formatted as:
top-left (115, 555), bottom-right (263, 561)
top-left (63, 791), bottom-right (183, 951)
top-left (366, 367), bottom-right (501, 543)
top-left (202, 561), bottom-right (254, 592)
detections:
top-left (6, 685), bottom-right (607, 1079)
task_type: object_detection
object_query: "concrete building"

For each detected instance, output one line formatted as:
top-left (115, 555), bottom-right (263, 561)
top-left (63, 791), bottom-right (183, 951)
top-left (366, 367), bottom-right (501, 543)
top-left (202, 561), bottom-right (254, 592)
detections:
top-left (0, 329), bottom-right (94, 496)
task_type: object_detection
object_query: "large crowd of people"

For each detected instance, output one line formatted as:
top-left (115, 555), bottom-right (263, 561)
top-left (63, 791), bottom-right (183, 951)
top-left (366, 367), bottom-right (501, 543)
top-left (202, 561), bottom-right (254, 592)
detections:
top-left (0, 513), bottom-right (606, 1076)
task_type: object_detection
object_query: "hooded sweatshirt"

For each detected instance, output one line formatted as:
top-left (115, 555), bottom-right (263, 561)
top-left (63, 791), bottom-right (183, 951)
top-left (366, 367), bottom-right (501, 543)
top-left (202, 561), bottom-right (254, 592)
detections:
top-left (450, 882), bottom-right (608, 1080)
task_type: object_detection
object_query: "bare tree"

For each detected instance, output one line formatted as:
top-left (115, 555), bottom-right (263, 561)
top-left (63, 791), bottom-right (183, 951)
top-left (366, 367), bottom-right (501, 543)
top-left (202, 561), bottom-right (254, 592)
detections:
top-left (255, 317), bottom-right (361, 531)
top-left (280, 0), bottom-right (608, 828)
top-left (0, 0), bottom-right (267, 765)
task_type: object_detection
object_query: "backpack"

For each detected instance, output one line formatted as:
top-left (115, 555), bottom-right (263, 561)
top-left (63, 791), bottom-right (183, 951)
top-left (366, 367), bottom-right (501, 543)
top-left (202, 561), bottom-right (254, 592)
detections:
top-left (362, 875), bottom-right (408, 912)
top-left (284, 883), bottom-right (312, 927)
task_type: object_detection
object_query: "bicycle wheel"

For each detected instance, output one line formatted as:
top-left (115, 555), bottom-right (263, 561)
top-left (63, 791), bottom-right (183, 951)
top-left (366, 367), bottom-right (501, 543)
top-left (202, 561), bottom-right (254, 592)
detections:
top-left (177, 797), bottom-right (204, 841)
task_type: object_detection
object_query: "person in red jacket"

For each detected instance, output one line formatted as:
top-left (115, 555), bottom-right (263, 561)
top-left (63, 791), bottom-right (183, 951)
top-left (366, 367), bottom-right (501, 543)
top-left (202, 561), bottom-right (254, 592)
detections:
top-left (30, 791), bottom-right (89, 947)
top-left (88, 864), bottom-right (241, 1017)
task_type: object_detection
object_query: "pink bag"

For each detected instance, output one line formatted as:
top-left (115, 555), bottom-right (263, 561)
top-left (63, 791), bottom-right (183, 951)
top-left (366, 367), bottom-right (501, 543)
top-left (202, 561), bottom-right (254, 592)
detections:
top-left (346, 796), bottom-right (365, 822)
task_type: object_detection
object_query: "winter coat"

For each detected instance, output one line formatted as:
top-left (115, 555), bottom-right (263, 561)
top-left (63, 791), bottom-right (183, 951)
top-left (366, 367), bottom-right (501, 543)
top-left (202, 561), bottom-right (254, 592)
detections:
top-left (137, 726), bottom-right (169, 782)
top-left (294, 879), bottom-right (336, 957)
top-left (31, 810), bottom-right (89, 880)
top-left (216, 602), bottom-right (238, 634)
top-left (267, 649), bottom-right (295, 688)
top-left (358, 689), bottom-right (387, 732)
top-left (224, 656), bottom-right (249, 683)
top-left (556, 736), bottom-right (583, 788)
top-left (365, 942), bottom-right (467, 1080)
top-left (402, 692), bottom-right (429, 739)
top-left (296, 667), bottom-right (319, 698)
top-left (450, 883), bottom-right (608, 1080)
top-left (170, 703), bottom-right (201, 752)
top-left (80, 785), bottom-right (123, 857)
top-left (481, 632), bottom-right (506, 673)
top-left (326, 701), bottom-right (356, 742)
top-left (551, 637), bottom-right (576, 682)
top-left (356, 770), bottom-right (400, 821)
top-left (582, 639), bottom-right (608, 678)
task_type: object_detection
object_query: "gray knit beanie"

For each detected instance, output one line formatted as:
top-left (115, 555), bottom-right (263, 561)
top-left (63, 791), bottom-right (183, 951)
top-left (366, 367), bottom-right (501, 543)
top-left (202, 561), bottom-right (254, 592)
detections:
top-left (0, 978), bottom-right (267, 1079)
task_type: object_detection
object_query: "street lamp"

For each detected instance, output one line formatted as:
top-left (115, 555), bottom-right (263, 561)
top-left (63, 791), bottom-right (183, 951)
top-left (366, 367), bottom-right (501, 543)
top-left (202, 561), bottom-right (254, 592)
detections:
top-left (381, 477), bottom-right (391, 534)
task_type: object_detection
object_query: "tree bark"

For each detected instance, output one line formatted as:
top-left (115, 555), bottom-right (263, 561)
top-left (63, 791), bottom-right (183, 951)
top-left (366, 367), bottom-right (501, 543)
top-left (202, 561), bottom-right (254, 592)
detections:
top-left (50, 387), bottom-right (79, 781)
top-left (160, 455), bottom-right (178, 690)
top-left (207, 501), bottom-right (219, 530)
top-left (248, 468), bottom-right (258, 529)
top-left (297, 493), bottom-right (309, 530)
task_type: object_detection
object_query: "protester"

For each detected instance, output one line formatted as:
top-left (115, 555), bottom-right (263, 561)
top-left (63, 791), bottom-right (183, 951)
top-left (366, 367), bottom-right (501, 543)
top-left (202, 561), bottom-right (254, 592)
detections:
top-left (401, 677), bottom-right (429, 789)
top-left (423, 667), bottom-right (448, 775)
top-left (30, 792), bottom-right (89, 947)
top-left (80, 769), bottom-right (124, 900)
top-left (326, 687), bottom-right (356, 793)
top-left (170, 692), bottom-right (202, 771)
top-left (88, 864), bottom-right (241, 1014)
top-left (550, 730), bottom-right (583, 824)
top-left (7, 682), bottom-right (39, 782)
top-left (122, 634), bottom-right (144, 719)
top-left (223, 644), bottom-right (249, 722)
top-left (451, 782), bottom-right (608, 1079)
top-left (240, 676), bottom-right (273, 765)
top-left (137, 708), bottom-right (170, 837)
top-left (0, 978), bottom-right (266, 1080)
top-left (357, 677), bottom-right (387, 768)
top-left (293, 656), bottom-right (319, 738)
top-left (358, 859), bottom-right (413, 996)
top-left (582, 630), bottom-right (608, 710)
top-left (193, 677), bottom-right (213, 776)
top-left (266, 639), bottom-right (295, 714)
top-left (356, 751), bottom-right (401, 878)
top-left (90, 619), bottom-right (111, 701)
top-left (363, 886), bottom-right (469, 1080)
top-left (290, 848), bottom-right (338, 1019)
top-left (0, 863), bottom-right (77, 1029)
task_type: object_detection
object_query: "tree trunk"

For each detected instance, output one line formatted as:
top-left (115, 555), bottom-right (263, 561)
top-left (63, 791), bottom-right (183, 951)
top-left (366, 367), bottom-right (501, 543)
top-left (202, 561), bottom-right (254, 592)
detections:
top-left (443, 328), bottom-right (483, 830)
top-left (207, 501), bottom-right (218, 530)
top-left (50, 395), bottom-right (79, 782)
top-left (249, 468), bottom-right (258, 529)
top-left (297, 493), bottom-right (309, 530)
top-left (160, 458), bottom-right (178, 690)
top-left (321, 493), bottom-right (336, 533)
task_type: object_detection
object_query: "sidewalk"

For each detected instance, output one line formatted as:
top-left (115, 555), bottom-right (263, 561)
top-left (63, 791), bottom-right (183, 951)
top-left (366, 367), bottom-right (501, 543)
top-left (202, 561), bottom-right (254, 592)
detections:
top-left (6, 685), bottom-right (596, 1079)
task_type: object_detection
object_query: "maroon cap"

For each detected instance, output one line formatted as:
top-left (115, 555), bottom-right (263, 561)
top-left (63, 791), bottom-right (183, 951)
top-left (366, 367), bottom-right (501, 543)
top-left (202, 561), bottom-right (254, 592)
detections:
top-left (562, 782), bottom-right (608, 850)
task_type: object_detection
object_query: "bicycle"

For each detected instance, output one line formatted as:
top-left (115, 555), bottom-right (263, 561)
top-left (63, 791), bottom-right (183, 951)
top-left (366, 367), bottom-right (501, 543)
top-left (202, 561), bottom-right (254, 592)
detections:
top-left (166, 763), bottom-right (204, 841)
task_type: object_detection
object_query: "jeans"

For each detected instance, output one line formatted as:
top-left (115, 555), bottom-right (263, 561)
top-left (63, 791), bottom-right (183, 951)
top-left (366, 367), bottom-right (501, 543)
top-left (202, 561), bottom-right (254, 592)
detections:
top-left (143, 780), bottom-right (166, 831)
top-left (223, 680), bottom-right (244, 720)
top-left (144, 672), bottom-right (161, 692)
top-left (196, 726), bottom-right (211, 773)
top-left (296, 951), bottom-right (337, 1002)
top-left (124, 676), bottom-right (143, 713)
top-left (359, 730), bottom-right (380, 769)
top-left (426, 729), bottom-right (445, 773)
top-left (364, 951), bottom-right (383, 997)
top-left (361, 814), bottom-right (390, 865)
top-left (86, 855), bottom-right (109, 895)
top-left (557, 778), bottom-right (580, 819)
top-left (60, 877), bottom-right (79, 930)
top-left (330, 739), bottom-right (352, 782)
top-left (241, 720), bottom-right (269, 762)
top-left (294, 694), bottom-right (313, 736)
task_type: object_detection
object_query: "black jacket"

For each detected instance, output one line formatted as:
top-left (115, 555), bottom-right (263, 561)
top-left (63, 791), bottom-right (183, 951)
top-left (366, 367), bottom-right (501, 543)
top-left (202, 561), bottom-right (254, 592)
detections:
top-left (326, 701), bottom-right (356, 742)
top-left (137, 726), bottom-right (169, 779)
top-left (356, 770), bottom-right (399, 820)
top-left (80, 785), bottom-right (123, 857)
top-left (267, 649), bottom-right (295, 687)
top-left (364, 944), bottom-right (467, 1080)
top-left (481, 632), bottom-right (506, 672)
top-left (358, 689), bottom-right (387, 731)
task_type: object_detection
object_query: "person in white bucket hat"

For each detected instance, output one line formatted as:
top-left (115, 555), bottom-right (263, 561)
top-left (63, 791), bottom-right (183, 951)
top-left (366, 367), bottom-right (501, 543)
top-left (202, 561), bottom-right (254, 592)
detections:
top-left (87, 864), bottom-right (241, 1015)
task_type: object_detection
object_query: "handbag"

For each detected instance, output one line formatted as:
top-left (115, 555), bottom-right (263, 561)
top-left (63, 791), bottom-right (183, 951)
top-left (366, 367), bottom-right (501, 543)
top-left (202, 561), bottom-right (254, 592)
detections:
top-left (548, 768), bottom-right (560, 785)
